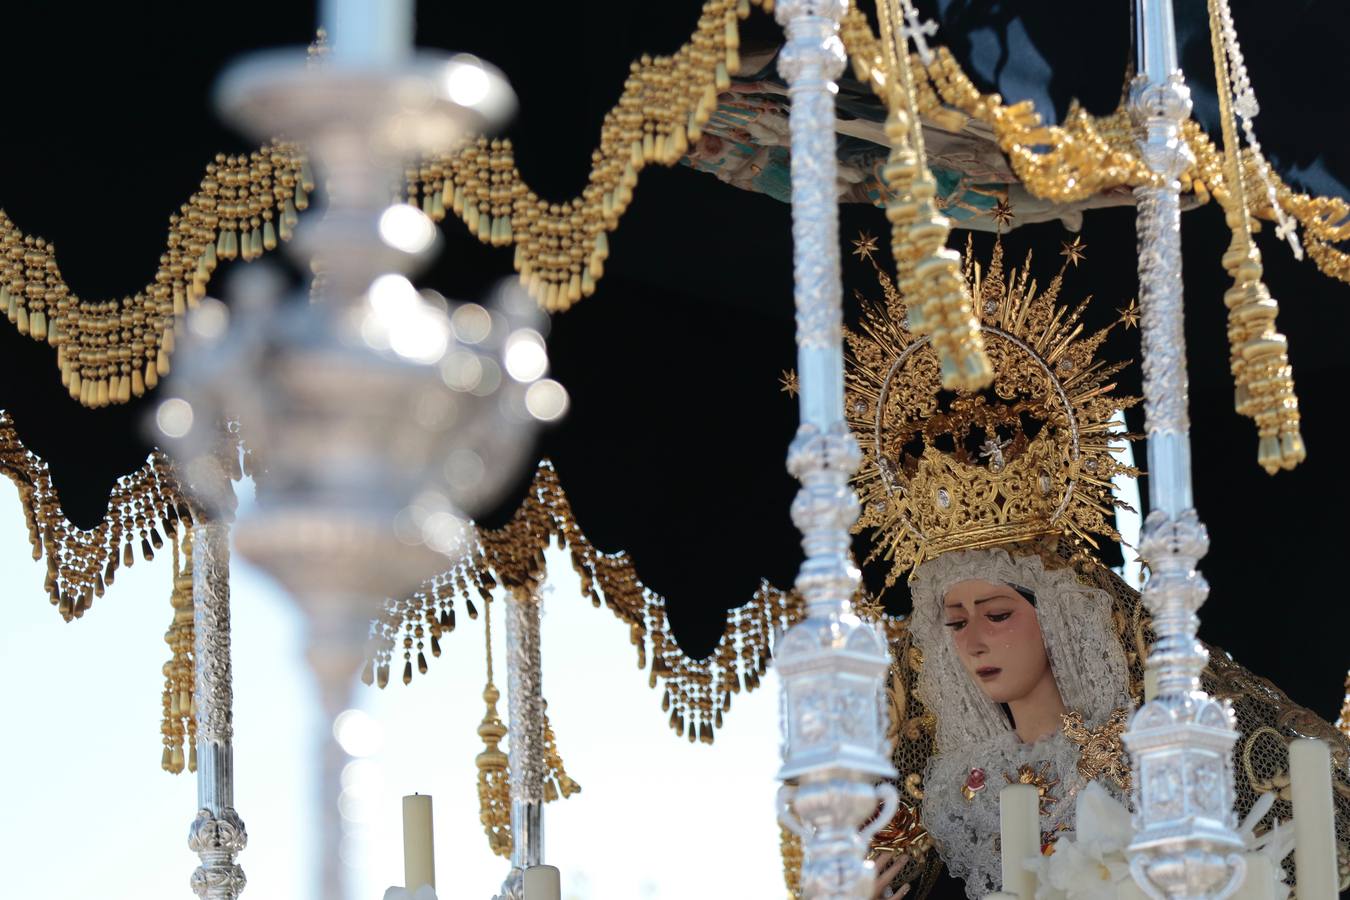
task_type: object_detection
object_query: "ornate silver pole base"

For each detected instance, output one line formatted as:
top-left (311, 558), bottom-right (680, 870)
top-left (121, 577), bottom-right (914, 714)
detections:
top-left (1126, 510), bottom-right (1244, 900)
top-left (1123, 6), bottom-right (1245, 895)
top-left (190, 517), bottom-right (248, 900)
top-left (774, 3), bottom-right (897, 898)
top-left (494, 584), bottom-right (547, 900)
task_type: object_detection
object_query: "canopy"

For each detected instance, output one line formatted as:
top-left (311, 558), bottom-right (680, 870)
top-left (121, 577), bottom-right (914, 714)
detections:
top-left (1, 0), bottom-right (1347, 724)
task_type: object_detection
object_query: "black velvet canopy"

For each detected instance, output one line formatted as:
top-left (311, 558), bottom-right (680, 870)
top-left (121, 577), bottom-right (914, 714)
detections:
top-left (2, 1), bottom-right (1348, 729)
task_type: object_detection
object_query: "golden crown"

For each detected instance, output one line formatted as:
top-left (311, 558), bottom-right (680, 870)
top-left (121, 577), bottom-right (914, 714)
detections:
top-left (845, 234), bottom-right (1138, 585)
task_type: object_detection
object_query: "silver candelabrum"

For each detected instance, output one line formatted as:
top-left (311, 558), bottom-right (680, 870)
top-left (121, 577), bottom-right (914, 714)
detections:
top-left (1123, 1), bottom-right (1246, 898)
top-left (773, 2), bottom-right (898, 898)
top-left (158, 8), bottom-right (564, 897)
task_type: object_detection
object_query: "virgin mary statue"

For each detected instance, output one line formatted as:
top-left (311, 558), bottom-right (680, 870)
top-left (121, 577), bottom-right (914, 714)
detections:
top-left (837, 240), bottom-right (1350, 900)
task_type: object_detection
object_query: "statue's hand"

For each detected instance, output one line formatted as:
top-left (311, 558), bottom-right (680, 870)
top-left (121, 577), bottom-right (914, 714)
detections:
top-left (870, 851), bottom-right (911, 900)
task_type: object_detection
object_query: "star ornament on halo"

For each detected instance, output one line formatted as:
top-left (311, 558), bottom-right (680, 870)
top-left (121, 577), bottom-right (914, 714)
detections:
top-left (991, 197), bottom-right (1015, 230)
top-left (1117, 298), bottom-right (1140, 330)
top-left (1060, 235), bottom-right (1088, 267)
top-left (851, 231), bottom-right (879, 262)
top-left (779, 368), bottom-right (800, 398)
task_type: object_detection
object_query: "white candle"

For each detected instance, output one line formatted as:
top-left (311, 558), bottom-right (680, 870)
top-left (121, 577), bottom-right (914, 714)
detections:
top-left (402, 793), bottom-right (435, 891)
top-left (319, 0), bottom-right (413, 66)
top-left (999, 783), bottom-right (1040, 900)
top-left (1232, 851), bottom-right (1275, 900)
top-left (523, 865), bottom-right (561, 900)
top-left (1290, 738), bottom-right (1338, 900)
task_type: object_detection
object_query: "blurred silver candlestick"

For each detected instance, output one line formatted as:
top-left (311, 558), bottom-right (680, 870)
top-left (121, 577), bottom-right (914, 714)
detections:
top-left (155, 4), bottom-right (561, 897)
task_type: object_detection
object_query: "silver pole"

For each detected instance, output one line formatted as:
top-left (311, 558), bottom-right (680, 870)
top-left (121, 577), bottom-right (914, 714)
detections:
top-left (189, 515), bottom-right (248, 900)
top-left (494, 584), bottom-right (547, 900)
top-left (507, 585), bottom-right (546, 870)
top-left (773, 2), bottom-right (897, 898)
top-left (1124, 1), bottom-right (1245, 897)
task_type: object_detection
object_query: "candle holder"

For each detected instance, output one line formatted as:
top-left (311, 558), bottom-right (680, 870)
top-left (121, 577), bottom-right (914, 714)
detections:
top-left (155, 23), bottom-right (547, 899)
top-left (1122, 2), bottom-right (1245, 898)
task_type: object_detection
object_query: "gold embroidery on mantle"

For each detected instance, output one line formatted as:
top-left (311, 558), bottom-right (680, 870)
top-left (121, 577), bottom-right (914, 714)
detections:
top-left (1004, 761), bottom-right (1061, 815)
top-left (1062, 707), bottom-right (1131, 793)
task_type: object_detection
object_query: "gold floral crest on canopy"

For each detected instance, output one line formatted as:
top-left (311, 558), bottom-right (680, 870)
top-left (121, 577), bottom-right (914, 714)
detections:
top-left (845, 234), bottom-right (1139, 584)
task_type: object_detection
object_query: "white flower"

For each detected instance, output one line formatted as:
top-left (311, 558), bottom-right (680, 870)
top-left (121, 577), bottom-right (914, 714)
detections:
top-left (383, 886), bottom-right (438, 900)
top-left (1029, 783), bottom-right (1132, 900)
top-left (1072, 782), bottom-right (1134, 856)
top-left (1238, 792), bottom-right (1294, 900)
top-left (1027, 783), bottom-right (1294, 900)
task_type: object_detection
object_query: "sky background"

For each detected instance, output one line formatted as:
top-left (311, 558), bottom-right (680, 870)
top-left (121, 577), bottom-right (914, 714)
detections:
top-left (0, 476), bottom-right (783, 900)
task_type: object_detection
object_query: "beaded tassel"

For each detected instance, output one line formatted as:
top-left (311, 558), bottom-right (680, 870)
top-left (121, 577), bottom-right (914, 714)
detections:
top-left (1207, 0), bottom-right (1305, 472)
top-left (160, 529), bottom-right (194, 774)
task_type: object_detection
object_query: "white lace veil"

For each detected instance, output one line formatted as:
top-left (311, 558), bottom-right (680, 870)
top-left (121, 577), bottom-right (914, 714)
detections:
top-left (907, 546), bottom-right (1133, 897)
top-left (909, 546), bottom-right (1131, 752)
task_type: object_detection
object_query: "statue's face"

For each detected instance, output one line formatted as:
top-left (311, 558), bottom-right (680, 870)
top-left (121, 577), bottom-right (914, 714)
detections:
top-left (942, 578), bottom-right (1052, 705)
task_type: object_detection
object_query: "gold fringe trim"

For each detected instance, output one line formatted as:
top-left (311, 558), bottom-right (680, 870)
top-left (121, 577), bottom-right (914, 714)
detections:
top-left (836, 12), bottom-right (1313, 471)
top-left (0, 144), bottom-right (309, 408)
top-left (840, 10), bottom-right (1350, 293)
top-left (5, 3), bottom-right (1350, 408)
top-left (0, 411), bottom-right (189, 619)
top-left (369, 459), bottom-right (805, 744)
top-left (410, 0), bottom-right (766, 311)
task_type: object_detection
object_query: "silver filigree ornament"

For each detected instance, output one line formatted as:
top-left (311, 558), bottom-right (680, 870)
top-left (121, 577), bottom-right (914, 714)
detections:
top-left (189, 808), bottom-right (248, 900)
top-left (189, 519), bottom-right (247, 900)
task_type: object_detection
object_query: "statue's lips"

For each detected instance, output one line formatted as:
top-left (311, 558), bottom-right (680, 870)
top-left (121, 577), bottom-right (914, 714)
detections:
top-left (976, 666), bottom-right (1001, 680)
